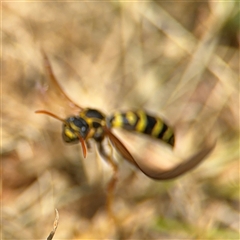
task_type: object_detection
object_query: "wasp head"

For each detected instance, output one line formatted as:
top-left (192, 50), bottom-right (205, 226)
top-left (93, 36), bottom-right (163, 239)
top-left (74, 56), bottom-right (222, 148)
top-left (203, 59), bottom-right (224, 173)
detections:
top-left (63, 116), bottom-right (89, 143)
top-left (35, 110), bottom-right (88, 157)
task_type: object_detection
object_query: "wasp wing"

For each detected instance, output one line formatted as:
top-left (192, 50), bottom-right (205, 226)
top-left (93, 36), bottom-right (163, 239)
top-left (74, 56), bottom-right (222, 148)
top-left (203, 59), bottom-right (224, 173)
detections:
top-left (38, 49), bottom-right (83, 116)
top-left (105, 127), bottom-right (215, 180)
top-left (135, 143), bottom-right (216, 180)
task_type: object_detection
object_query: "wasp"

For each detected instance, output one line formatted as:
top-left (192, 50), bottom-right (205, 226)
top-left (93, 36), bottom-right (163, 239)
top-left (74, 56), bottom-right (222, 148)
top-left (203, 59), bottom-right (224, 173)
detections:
top-left (36, 50), bottom-right (215, 216)
top-left (36, 108), bottom-right (175, 158)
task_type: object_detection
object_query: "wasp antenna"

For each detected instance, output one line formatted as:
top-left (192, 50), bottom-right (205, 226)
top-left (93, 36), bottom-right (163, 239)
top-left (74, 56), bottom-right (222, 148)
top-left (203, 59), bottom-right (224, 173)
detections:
top-left (35, 110), bottom-right (66, 123)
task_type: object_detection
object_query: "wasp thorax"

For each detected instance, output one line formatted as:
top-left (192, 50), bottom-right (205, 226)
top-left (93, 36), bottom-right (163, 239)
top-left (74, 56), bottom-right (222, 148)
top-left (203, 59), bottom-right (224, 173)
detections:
top-left (62, 116), bottom-right (89, 143)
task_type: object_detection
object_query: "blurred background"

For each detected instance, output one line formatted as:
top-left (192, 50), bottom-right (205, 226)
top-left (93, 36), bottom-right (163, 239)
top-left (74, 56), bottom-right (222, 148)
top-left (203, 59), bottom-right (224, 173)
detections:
top-left (2, 1), bottom-right (239, 239)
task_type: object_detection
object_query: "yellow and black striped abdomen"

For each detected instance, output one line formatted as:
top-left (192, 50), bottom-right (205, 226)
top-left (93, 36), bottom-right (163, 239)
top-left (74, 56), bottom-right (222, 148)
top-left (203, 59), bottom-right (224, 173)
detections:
top-left (107, 110), bottom-right (175, 146)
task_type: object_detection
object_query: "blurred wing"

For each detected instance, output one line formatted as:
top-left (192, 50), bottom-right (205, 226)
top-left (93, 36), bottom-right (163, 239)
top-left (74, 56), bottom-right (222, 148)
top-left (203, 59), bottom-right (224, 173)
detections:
top-left (136, 143), bottom-right (216, 180)
top-left (38, 49), bottom-right (83, 115)
top-left (105, 126), bottom-right (216, 180)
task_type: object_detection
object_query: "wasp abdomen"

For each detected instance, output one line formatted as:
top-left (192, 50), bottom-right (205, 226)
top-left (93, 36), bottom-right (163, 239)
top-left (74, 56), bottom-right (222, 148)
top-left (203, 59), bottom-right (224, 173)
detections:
top-left (107, 110), bottom-right (175, 146)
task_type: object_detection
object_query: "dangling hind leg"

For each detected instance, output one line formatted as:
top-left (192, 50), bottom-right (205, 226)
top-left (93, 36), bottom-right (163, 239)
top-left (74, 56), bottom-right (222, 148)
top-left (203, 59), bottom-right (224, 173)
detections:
top-left (97, 142), bottom-right (119, 220)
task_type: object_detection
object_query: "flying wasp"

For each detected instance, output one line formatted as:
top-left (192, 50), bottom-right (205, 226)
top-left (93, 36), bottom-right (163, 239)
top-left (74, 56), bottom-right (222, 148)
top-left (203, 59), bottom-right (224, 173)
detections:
top-left (36, 50), bottom-right (215, 215)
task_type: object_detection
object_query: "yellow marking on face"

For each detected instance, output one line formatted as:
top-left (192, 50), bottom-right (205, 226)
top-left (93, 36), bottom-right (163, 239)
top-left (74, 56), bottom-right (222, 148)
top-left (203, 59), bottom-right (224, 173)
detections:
top-left (111, 112), bottom-right (123, 127)
top-left (64, 128), bottom-right (77, 140)
top-left (126, 111), bottom-right (137, 126)
top-left (136, 110), bottom-right (147, 132)
top-left (162, 127), bottom-right (174, 142)
top-left (151, 118), bottom-right (164, 137)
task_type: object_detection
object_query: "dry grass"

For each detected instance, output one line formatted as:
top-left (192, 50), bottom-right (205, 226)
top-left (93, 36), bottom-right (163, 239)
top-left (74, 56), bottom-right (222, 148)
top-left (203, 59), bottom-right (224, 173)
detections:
top-left (1, 2), bottom-right (239, 239)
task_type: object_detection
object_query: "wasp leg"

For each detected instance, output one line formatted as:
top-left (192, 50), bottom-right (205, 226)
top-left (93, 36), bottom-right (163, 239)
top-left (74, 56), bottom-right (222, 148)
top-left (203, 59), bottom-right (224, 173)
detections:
top-left (97, 142), bottom-right (118, 221)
